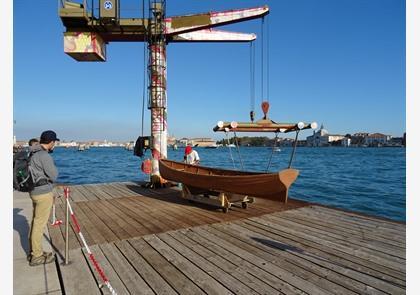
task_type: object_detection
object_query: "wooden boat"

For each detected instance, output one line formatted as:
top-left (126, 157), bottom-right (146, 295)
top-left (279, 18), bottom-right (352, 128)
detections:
top-left (159, 159), bottom-right (299, 202)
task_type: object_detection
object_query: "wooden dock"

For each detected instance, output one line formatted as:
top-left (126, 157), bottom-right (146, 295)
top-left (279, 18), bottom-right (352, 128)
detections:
top-left (49, 182), bottom-right (406, 294)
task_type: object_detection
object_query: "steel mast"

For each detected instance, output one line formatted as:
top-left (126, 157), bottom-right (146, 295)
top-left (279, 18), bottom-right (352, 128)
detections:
top-left (148, 1), bottom-right (167, 184)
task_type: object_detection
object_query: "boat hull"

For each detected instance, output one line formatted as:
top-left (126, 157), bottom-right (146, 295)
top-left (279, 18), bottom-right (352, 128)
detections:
top-left (159, 159), bottom-right (299, 202)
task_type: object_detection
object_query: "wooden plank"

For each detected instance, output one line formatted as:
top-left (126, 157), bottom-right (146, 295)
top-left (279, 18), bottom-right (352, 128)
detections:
top-left (84, 200), bottom-right (132, 240)
top-left (144, 234), bottom-right (234, 295)
top-left (121, 196), bottom-right (195, 229)
top-left (110, 182), bottom-right (145, 197)
top-left (296, 206), bottom-right (406, 242)
top-left (265, 213), bottom-right (406, 260)
top-left (167, 229), bottom-right (281, 294)
top-left (67, 185), bottom-right (89, 202)
top-left (94, 183), bottom-right (122, 200)
top-left (279, 209), bottom-right (406, 252)
top-left (77, 202), bottom-right (119, 243)
top-left (249, 214), bottom-right (405, 273)
top-left (92, 199), bottom-right (137, 237)
top-left (189, 227), bottom-right (315, 295)
top-left (108, 182), bottom-right (141, 197)
top-left (128, 237), bottom-right (206, 294)
top-left (58, 248), bottom-right (101, 295)
top-left (237, 219), bottom-right (405, 293)
top-left (99, 199), bottom-right (150, 236)
top-left (84, 244), bottom-right (130, 295)
top-left (112, 197), bottom-right (171, 233)
top-left (114, 240), bottom-right (178, 295)
top-left (119, 196), bottom-right (181, 230)
top-left (84, 184), bottom-right (111, 200)
top-left (78, 185), bottom-right (101, 201)
top-left (241, 217), bottom-right (406, 286)
top-left (158, 231), bottom-right (259, 295)
top-left (99, 243), bottom-right (155, 295)
top-left (174, 228), bottom-right (297, 294)
top-left (214, 221), bottom-right (393, 294)
top-left (196, 225), bottom-right (343, 295)
top-left (278, 208), bottom-right (406, 250)
top-left (300, 206), bottom-right (405, 239)
top-left (209, 222), bottom-right (366, 295)
top-left (310, 205), bottom-right (405, 230)
top-left (69, 201), bottom-right (107, 246)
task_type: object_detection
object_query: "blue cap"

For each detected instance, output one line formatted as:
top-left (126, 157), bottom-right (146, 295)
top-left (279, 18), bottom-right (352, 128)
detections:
top-left (40, 130), bottom-right (60, 143)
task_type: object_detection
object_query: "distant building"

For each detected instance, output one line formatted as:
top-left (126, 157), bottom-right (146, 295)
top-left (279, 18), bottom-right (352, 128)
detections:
top-left (167, 135), bottom-right (177, 146)
top-left (350, 132), bottom-right (369, 146)
top-left (190, 138), bottom-right (217, 147)
top-left (387, 137), bottom-right (403, 146)
top-left (364, 133), bottom-right (391, 146)
top-left (278, 138), bottom-right (294, 147)
top-left (341, 137), bottom-right (351, 147)
top-left (57, 141), bottom-right (77, 147)
top-left (306, 124), bottom-right (344, 147)
top-left (353, 132), bottom-right (369, 137)
top-left (178, 138), bottom-right (190, 147)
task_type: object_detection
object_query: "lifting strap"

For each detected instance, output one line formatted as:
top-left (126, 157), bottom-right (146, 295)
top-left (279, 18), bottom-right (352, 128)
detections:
top-left (233, 131), bottom-right (244, 170)
top-left (266, 131), bottom-right (279, 172)
top-left (225, 131), bottom-right (236, 169)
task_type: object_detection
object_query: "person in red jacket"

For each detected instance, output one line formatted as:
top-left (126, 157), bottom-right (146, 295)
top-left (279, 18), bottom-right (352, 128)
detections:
top-left (183, 145), bottom-right (200, 165)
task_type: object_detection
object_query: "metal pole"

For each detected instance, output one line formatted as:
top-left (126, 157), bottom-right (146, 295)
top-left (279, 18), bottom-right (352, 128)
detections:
top-left (288, 130), bottom-right (300, 168)
top-left (148, 1), bottom-right (167, 185)
top-left (64, 187), bottom-right (69, 264)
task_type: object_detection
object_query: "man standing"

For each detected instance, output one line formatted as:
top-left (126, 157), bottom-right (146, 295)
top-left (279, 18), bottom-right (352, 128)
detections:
top-left (28, 130), bottom-right (59, 266)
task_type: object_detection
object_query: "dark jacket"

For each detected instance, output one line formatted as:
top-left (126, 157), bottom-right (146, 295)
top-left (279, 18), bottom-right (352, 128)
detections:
top-left (29, 144), bottom-right (58, 196)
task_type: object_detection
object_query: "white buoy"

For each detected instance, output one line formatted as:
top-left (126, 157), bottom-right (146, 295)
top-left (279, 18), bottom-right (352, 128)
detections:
top-left (230, 121), bottom-right (238, 128)
top-left (311, 122), bottom-right (318, 129)
top-left (297, 122), bottom-right (305, 130)
top-left (217, 121), bottom-right (224, 128)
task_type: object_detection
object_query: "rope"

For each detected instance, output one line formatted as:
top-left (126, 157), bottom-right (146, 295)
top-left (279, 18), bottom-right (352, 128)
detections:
top-left (141, 42), bottom-right (147, 137)
top-left (225, 131), bottom-right (236, 169)
top-left (266, 14), bottom-right (270, 103)
top-left (261, 17), bottom-right (264, 102)
top-left (233, 132), bottom-right (244, 170)
top-left (288, 130), bottom-right (300, 168)
top-left (266, 132), bottom-right (279, 172)
top-left (250, 42), bottom-right (255, 121)
top-left (142, 0), bottom-right (146, 132)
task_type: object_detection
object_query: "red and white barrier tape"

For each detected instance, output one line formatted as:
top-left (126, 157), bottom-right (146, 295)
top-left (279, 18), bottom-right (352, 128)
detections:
top-left (63, 187), bottom-right (117, 295)
top-left (50, 199), bottom-right (63, 226)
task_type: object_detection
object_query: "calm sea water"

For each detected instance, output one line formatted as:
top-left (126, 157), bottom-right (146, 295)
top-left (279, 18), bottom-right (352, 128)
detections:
top-left (53, 146), bottom-right (406, 222)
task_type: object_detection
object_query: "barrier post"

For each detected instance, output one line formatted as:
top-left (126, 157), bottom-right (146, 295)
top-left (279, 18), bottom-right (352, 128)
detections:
top-left (64, 187), bottom-right (70, 264)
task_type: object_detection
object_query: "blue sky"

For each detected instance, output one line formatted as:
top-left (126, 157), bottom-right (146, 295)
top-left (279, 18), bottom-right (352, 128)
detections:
top-left (13, 0), bottom-right (405, 142)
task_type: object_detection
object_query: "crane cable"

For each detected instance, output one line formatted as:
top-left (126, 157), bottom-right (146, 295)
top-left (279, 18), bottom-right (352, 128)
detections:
top-left (141, 0), bottom-right (147, 138)
top-left (266, 14), bottom-right (270, 103)
top-left (249, 42), bottom-right (255, 122)
top-left (225, 131), bottom-right (236, 170)
top-left (260, 17), bottom-right (264, 103)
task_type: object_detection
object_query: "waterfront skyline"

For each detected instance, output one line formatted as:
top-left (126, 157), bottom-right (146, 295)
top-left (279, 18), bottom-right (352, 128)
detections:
top-left (13, 0), bottom-right (405, 141)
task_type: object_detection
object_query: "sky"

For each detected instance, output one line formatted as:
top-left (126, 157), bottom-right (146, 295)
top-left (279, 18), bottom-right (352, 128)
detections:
top-left (13, 0), bottom-right (405, 142)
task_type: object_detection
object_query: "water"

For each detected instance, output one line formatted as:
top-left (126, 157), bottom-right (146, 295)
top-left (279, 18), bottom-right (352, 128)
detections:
top-left (52, 146), bottom-right (406, 222)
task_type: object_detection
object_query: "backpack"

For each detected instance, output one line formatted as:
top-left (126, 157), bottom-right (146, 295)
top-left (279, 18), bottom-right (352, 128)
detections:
top-left (13, 149), bottom-right (34, 192)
